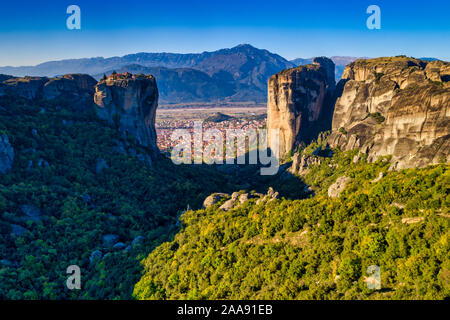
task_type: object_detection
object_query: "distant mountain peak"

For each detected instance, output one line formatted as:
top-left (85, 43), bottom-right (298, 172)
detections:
top-left (234, 43), bottom-right (256, 49)
top-left (0, 44), bottom-right (294, 104)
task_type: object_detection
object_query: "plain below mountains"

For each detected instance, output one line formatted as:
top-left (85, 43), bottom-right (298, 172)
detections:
top-left (0, 44), bottom-right (438, 105)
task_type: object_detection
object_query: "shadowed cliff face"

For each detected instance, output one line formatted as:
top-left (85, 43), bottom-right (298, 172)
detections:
top-left (94, 73), bottom-right (159, 159)
top-left (0, 72), bottom-right (160, 162)
top-left (267, 57), bottom-right (336, 159)
top-left (329, 57), bottom-right (450, 169)
top-left (0, 74), bottom-right (97, 111)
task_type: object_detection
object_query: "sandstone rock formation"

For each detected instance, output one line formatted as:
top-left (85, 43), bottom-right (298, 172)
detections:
top-left (329, 57), bottom-right (450, 169)
top-left (255, 187), bottom-right (279, 205)
top-left (94, 73), bottom-right (159, 158)
top-left (0, 74), bottom-right (97, 110)
top-left (0, 76), bottom-right (49, 100)
top-left (0, 134), bottom-right (14, 174)
top-left (203, 193), bottom-right (229, 208)
top-left (42, 74), bottom-right (97, 110)
top-left (290, 153), bottom-right (322, 175)
top-left (328, 176), bottom-right (350, 198)
top-left (219, 192), bottom-right (241, 211)
top-left (267, 57), bottom-right (335, 159)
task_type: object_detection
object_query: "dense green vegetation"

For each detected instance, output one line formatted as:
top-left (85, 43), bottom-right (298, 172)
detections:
top-left (0, 95), bottom-right (235, 299)
top-left (134, 148), bottom-right (449, 300)
top-left (1, 93), bottom-right (448, 301)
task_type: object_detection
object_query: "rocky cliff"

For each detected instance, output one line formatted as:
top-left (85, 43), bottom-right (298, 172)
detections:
top-left (329, 57), bottom-right (450, 169)
top-left (0, 74), bottom-right (97, 110)
top-left (94, 73), bottom-right (159, 158)
top-left (267, 57), bottom-right (335, 159)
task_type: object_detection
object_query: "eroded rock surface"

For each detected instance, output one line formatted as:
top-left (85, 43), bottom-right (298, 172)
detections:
top-left (267, 57), bottom-right (335, 159)
top-left (203, 193), bottom-right (229, 208)
top-left (290, 153), bottom-right (322, 175)
top-left (0, 74), bottom-right (97, 111)
top-left (94, 73), bottom-right (159, 158)
top-left (329, 57), bottom-right (450, 169)
top-left (328, 176), bottom-right (350, 198)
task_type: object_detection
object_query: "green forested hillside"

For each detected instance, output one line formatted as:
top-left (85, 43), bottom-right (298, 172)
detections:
top-left (1, 93), bottom-right (449, 300)
top-left (0, 95), bottom-right (234, 299)
top-left (134, 149), bottom-right (450, 300)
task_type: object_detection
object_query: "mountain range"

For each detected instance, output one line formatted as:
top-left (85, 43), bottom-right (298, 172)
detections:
top-left (0, 44), bottom-right (438, 105)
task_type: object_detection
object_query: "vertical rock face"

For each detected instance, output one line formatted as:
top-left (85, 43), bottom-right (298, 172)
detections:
top-left (267, 57), bottom-right (335, 158)
top-left (0, 134), bottom-right (14, 174)
top-left (42, 74), bottom-right (97, 110)
top-left (329, 57), bottom-right (450, 169)
top-left (313, 57), bottom-right (336, 93)
top-left (0, 74), bottom-right (97, 111)
top-left (0, 77), bottom-right (49, 100)
top-left (94, 73), bottom-right (159, 158)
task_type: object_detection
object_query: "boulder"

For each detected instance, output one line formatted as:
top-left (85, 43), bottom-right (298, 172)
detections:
top-left (328, 176), bottom-right (351, 198)
top-left (239, 193), bottom-right (249, 204)
top-left (202, 193), bottom-right (229, 208)
top-left (219, 198), bottom-right (236, 211)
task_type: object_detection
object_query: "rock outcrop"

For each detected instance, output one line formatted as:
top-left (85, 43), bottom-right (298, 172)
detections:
top-left (94, 73), bottom-right (159, 158)
top-left (219, 192), bottom-right (240, 211)
top-left (290, 153), bottom-right (322, 175)
top-left (0, 76), bottom-right (49, 100)
top-left (329, 57), bottom-right (450, 169)
top-left (267, 57), bottom-right (335, 159)
top-left (328, 176), bottom-right (350, 198)
top-left (0, 134), bottom-right (14, 174)
top-left (42, 74), bottom-right (97, 110)
top-left (203, 193), bottom-right (229, 208)
top-left (0, 74), bottom-right (97, 110)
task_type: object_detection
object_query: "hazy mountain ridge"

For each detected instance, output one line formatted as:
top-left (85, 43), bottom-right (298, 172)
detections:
top-left (0, 45), bottom-right (440, 104)
top-left (94, 65), bottom-right (238, 104)
top-left (0, 44), bottom-right (294, 103)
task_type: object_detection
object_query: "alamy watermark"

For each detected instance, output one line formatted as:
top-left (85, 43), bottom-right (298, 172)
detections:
top-left (170, 121), bottom-right (280, 175)
top-left (66, 265), bottom-right (81, 290)
top-left (366, 5), bottom-right (381, 30)
top-left (66, 5), bottom-right (81, 30)
top-left (365, 265), bottom-right (381, 290)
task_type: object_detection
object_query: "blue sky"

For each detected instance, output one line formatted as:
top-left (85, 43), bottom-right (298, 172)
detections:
top-left (0, 0), bottom-right (449, 66)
